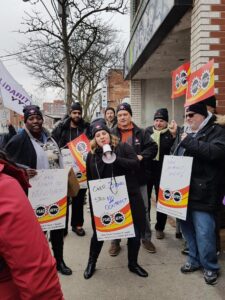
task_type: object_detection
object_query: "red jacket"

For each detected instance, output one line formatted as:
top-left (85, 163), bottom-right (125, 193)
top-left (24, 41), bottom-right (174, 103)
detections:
top-left (0, 162), bottom-right (64, 300)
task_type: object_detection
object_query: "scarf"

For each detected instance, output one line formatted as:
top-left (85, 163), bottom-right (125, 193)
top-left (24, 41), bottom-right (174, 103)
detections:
top-left (151, 127), bottom-right (169, 161)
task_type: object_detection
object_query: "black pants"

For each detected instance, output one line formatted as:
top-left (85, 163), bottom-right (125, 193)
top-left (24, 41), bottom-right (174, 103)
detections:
top-left (87, 226), bottom-right (141, 266)
top-left (147, 175), bottom-right (167, 232)
top-left (48, 229), bottom-right (64, 263)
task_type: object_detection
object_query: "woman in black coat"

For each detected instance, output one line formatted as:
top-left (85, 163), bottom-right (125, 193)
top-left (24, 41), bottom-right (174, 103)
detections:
top-left (84, 124), bottom-right (147, 279)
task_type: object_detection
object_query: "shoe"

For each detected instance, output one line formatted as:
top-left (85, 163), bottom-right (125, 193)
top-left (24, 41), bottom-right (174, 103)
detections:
top-left (181, 247), bottom-right (189, 256)
top-left (142, 240), bottom-right (156, 253)
top-left (57, 260), bottom-right (72, 275)
top-left (128, 264), bottom-right (148, 277)
top-left (203, 270), bottom-right (218, 285)
top-left (108, 243), bottom-right (121, 256)
top-left (72, 227), bottom-right (85, 236)
top-left (84, 262), bottom-right (96, 279)
top-left (180, 262), bottom-right (200, 273)
top-left (156, 230), bottom-right (164, 239)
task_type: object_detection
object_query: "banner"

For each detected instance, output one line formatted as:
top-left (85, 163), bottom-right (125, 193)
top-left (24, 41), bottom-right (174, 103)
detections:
top-left (61, 148), bottom-right (87, 189)
top-left (89, 176), bottom-right (135, 241)
top-left (67, 133), bottom-right (90, 173)
top-left (171, 62), bottom-right (190, 99)
top-left (0, 60), bottom-right (32, 115)
top-left (185, 59), bottom-right (214, 106)
top-left (157, 155), bottom-right (193, 221)
top-left (28, 169), bottom-right (68, 231)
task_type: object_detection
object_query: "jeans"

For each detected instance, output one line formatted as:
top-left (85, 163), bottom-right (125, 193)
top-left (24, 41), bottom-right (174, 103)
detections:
top-left (180, 210), bottom-right (219, 271)
top-left (140, 184), bottom-right (152, 241)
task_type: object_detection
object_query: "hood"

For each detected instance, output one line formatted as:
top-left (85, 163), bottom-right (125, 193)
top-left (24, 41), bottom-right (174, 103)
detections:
top-left (215, 114), bottom-right (225, 127)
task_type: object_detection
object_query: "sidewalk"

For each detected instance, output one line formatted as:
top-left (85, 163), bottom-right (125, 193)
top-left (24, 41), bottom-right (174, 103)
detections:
top-left (59, 203), bottom-right (225, 300)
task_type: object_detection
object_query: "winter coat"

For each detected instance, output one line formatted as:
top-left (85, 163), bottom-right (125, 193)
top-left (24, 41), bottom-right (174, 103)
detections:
top-left (52, 117), bottom-right (91, 148)
top-left (145, 126), bottom-right (176, 179)
top-left (0, 125), bottom-right (17, 149)
top-left (86, 142), bottom-right (146, 233)
top-left (172, 114), bottom-right (225, 212)
top-left (112, 123), bottom-right (158, 186)
top-left (0, 161), bottom-right (64, 300)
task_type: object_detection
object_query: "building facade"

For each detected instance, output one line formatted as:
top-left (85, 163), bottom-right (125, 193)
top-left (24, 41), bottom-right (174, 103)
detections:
top-left (125, 0), bottom-right (225, 127)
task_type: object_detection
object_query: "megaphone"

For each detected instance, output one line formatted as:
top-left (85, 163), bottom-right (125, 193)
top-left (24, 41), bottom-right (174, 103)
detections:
top-left (102, 144), bottom-right (116, 164)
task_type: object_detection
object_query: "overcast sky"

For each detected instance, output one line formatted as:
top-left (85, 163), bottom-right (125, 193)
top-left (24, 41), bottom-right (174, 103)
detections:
top-left (0, 0), bottom-right (130, 103)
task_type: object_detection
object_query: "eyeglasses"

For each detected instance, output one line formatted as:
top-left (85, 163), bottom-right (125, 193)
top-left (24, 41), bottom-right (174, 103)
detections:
top-left (185, 113), bottom-right (196, 119)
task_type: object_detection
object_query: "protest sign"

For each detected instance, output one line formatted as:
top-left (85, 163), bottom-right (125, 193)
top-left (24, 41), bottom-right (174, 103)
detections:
top-left (0, 60), bottom-right (32, 115)
top-left (61, 148), bottom-right (87, 189)
top-left (67, 133), bottom-right (90, 173)
top-left (28, 169), bottom-right (68, 231)
top-left (89, 176), bottom-right (135, 241)
top-left (171, 62), bottom-right (190, 99)
top-left (157, 155), bottom-right (193, 221)
top-left (185, 59), bottom-right (214, 106)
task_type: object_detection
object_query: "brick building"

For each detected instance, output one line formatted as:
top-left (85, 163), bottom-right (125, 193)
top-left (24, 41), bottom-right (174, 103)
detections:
top-left (124, 0), bottom-right (225, 127)
top-left (106, 69), bottom-right (130, 109)
top-left (43, 99), bottom-right (66, 130)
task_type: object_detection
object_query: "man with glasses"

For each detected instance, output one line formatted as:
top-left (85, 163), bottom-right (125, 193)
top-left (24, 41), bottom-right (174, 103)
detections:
top-left (172, 101), bottom-right (225, 285)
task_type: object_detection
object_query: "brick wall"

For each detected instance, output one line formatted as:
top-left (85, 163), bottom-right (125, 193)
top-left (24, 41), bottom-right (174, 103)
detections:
top-left (191, 0), bottom-right (225, 114)
top-left (107, 69), bottom-right (130, 108)
top-left (130, 80), bottom-right (142, 126)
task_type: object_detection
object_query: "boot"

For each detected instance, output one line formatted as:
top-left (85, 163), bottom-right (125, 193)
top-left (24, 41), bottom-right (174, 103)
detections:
top-left (128, 239), bottom-right (148, 277)
top-left (83, 235), bottom-right (103, 279)
top-left (57, 260), bottom-right (72, 275)
top-left (51, 229), bottom-right (72, 276)
top-left (84, 258), bottom-right (96, 279)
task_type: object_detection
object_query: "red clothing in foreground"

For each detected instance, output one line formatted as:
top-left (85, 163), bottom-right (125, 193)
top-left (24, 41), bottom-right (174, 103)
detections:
top-left (0, 164), bottom-right (64, 300)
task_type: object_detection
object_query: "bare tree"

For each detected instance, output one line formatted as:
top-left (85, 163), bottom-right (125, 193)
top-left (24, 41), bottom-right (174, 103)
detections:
top-left (19, 0), bottom-right (128, 112)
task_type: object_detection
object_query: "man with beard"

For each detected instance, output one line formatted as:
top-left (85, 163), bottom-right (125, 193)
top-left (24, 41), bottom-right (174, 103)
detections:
top-left (104, 107), bottom-right (117, 129)
top-left (52, 102), bottom-right (91, 237)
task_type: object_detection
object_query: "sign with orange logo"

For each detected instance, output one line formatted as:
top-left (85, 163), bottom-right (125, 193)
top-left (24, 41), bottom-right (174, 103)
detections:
top-left (185, 60), bottom-right (214, 106)
top-left (157, 156), bottom-right (193, 221)
top-left (89, 176), bottom-right (135, 241)
top-left (171, 62), bottom-right (190, 99)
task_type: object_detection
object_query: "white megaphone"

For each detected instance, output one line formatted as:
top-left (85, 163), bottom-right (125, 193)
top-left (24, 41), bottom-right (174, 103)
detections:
top-left (102, 144), bottom-right (116, 164)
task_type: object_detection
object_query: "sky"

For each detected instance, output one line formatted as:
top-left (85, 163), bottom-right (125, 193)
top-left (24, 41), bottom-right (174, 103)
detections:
top-left (0, 0), bottom-right (130, 104)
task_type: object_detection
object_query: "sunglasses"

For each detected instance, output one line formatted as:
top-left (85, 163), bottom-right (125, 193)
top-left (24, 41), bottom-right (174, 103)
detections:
top-left (185, 112), bottom-right (196, 119)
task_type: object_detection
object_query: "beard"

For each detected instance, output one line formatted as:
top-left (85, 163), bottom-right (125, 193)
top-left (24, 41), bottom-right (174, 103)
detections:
top-left (71, 117), bottom-right (82, 126)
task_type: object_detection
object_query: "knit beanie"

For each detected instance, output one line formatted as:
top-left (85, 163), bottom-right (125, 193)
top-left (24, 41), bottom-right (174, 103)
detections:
top-left (116, 103), bottom-right (132, 116)
top-left (23, 105), bottom-right (43, 123)
top-left (186, 102), bottom-right (208, 117)
top-left (70, 102), bottom-right (82, 113)
top-left (92, 123), bottom-right (110, 137)
top-left (154, 108), bottom-right (169, 122)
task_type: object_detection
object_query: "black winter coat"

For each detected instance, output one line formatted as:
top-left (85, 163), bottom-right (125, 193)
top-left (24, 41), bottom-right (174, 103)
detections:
top-left (112, 124), bottom-right (158, 185)
top-left (0, 125), bottom-right (17, 149)
top-left (172, 114), bottom-right (225, 212)
top-left (52, 117), bottom-right (91, 148)
top-left (86, 142), bottom-right (146, 234)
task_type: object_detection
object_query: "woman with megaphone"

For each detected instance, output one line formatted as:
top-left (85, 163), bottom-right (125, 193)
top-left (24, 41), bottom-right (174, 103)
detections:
top-left (84, 123), bottom-right (147, 279)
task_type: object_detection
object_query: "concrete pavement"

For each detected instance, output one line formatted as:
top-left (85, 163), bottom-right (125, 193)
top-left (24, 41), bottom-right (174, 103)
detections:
top-left (59, 203), bottom-right (225, 300)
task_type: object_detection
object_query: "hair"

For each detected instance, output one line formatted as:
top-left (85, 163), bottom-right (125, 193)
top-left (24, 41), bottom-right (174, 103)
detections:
top-left (90, 134), bottom-right (119, 154)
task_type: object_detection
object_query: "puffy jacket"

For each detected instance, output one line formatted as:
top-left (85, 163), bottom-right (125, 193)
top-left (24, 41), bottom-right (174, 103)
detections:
top-left (172, 114), bottom-right (225, 212)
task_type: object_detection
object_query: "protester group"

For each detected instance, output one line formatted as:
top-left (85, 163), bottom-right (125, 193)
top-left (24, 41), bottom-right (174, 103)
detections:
top-left (1, 95), bottom-right (225, 299)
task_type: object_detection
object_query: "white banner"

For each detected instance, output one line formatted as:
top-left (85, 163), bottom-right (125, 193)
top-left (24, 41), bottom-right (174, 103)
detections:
top-left (0, 60), bottom-right (32, 115)
top-left (28, 169), bottom-right (68, 231)
top-left (157, 155), bottom-right (193, 221)
top-left (89, 176), bottom-right (135, 241)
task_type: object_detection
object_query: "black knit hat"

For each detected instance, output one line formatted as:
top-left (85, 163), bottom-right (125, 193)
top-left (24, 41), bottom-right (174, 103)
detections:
top-left (70, 102), bottom-right (82, 113)
top-left (92, 123), bottom-right (110, 137)
top-left (23, 105), bottom-right (43, 123)
top-left (116, 103), bottom-right (132, 116)
top-left (186, 102), bottom-right (208, 117)
top-left (154, 108), bottom-right (168, 122)
top-left (203, 96), bottom-right (216, 109)
top-left (105, 107), bottom-right (115, 115)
